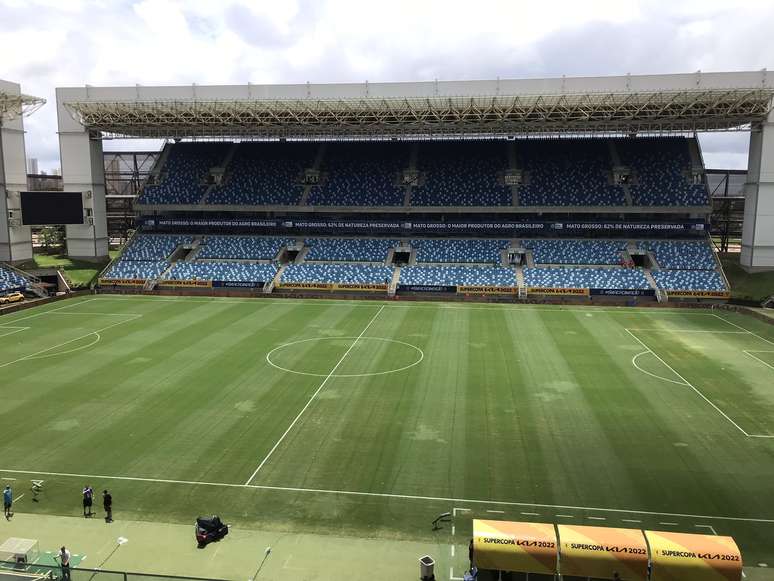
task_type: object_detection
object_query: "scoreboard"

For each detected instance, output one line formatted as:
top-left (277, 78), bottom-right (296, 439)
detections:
top-left (20, 191), bottom-right (84, 225)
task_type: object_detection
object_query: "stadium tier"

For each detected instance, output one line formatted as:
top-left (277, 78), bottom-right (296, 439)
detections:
top-left (307, 143), bottom-right (407, 206)
top-left (412, 239), bottom-right (507, 263)
top-left (198, 236), bottom-right (291, 260)
top-left (103, 259), bottom-right (170, 280)
top-left (652, 269), bottom-right (727, 291)
top-left (304, 238), bottom-right (397, 262)
top-left (206, 142), bottom-right (316, 205)
top-left (0, 264), bottom-right (30, 292)
top-left (137, 137), bottom-right (709, 208)
top-left (400, 265), bottom-right (516, 286)
top-left (640, 239), bottom-right (718, 270)
top-left (282, 263), bottom-right (394, 285)
top-left (119, 234), bottom-right (193, 261)
top-left (524, 239), bottom-right (626, 265)
top-left (166, 262), bottom-right (277, 283)
top-left (524, 267), bottom-right (651, 289)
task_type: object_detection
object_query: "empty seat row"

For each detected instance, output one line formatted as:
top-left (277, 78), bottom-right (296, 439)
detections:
top-left (304, 238), bottom-right (397, 262)
top-left (639, 240), bottom-right (716, 270)
top-left (400, 266), bottom-right (516, 287)
top-left (103, 260), bottom-right (169, 280)
top-left (652, 270), bottom-right (726, 291)
top-left (198, 236), bottom-right (292, 260)
top-left (0, 265), bottom-right (30, 292)
top-left (282, 263), bottom-right (393, 285)
top-left (524, 267), bottom-right (651, 289)
top-left (412, 239), bottom-right (507, 264)
top-left (121, 235), bottom-right (193, 261)
top-left (524, 239), bottom-right (626, 265)
top-left (166, 262), bottom-right (277, 283)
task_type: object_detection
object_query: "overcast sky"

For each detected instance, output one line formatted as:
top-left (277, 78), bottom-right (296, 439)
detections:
top-left (2, 0), bottom-right (772, 172)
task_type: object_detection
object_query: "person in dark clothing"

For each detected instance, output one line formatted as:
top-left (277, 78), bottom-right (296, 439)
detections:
top-left (57, 546), bottom-right (71, 581)
top-left (103, 490), bottom-right (113, 523)
top-left (468, 539), bottom-right (474, 571)
top-left (82, 485), bottom-right (94, 517)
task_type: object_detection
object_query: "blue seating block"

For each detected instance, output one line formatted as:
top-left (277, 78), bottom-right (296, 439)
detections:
top-left (524, 239), bottom-right (625, 265)
top-left (0, 265), bottom-right (30, 292)
top-left (282, 264), bottom-right (393, 285)
top-left (166, 262), bottom-right (277, 283)
top-left (524, 267), bottom-right (650, 289)
top-left (304, 238), bottom-right (397, 262)
top-left (141, 143), bottom-right (227, 204)
top-left (400, 266), bottom-right (516, 287)
top-left (652, 270), bottom-right (726, 291)
top-left (198, 236), bottom-right (291, 260)
top-left (412, 239), bottom-right (507, 263)
top-left (640, 240), bottom-right (716, 270)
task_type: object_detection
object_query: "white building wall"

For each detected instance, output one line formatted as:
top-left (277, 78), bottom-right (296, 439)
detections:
top-left (0, 79), bottom-right (33, 262)
top-left (741, 106), bottom-right (774, 272)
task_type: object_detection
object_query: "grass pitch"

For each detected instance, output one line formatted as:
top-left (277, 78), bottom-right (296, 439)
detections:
top-left (1, 296), bottom-right (774, 570)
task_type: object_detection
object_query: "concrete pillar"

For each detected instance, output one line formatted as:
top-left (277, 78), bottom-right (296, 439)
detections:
top-left (741, 106), bottom-right (774, 271)
top-left (0, 80), bottom-right (33, 262)
top-left (56, 87), bottom-right (108, 259)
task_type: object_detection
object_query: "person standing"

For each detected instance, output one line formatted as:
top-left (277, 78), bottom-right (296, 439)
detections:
top-left (103, 490), bottom-right (113, 523)
top-left (3, 486), bottom-right (12, 519)
top-left (57, 546), bottom-right (71, 581)
top-left (82, 485), bottom-right (94, 517)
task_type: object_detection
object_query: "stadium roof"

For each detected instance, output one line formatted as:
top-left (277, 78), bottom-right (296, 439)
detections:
top-left (0, 81), bottom-right (45, 122)
top-left (59, 70), bottom-right (774, 139)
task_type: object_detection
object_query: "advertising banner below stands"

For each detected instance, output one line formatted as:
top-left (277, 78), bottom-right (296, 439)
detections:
top-left (667, 290), bottom-right (731, 299)
top-left (527, 287), bottom-right (590, 296)
top-left (398, 284), bottom-right (457, 293)
top-left (335, 283), bottom-right (387, 291)
top-left (457, 285), bottom-right (517, 295)
top-left (159, 280), bottom-right (212, 288)
top-left (99, 278), bottom-right (145, 286)
top-left (645, 530), bottom-right (742, 581)
top-left (473, 520), bottom-right (558, 575)
top-left (557, 524), bottom-right (648, 581)
top-left (278, 282), bottom-right (334, 290)
top-left (212, 280), bottom-right (265, 288)
top-left (590, 288), bottom-right (656, 297)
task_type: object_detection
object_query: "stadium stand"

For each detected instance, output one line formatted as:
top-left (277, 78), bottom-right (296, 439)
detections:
top-left (166, 262), bottom-right (277, 283)
top-left (400, 265), bottom-right (516, 286)
top-left (282, 263), bottom-right (393, 285)
top-left (0, 264), bottom-right (30, 292)
top-left (617, 138), bottom-right (708, 206)
top-left (524, 267), bottom-right (651, 289)
top-left (519, 139), bottom-right (625, 206)
top-left (304, 238), bottom-right (397, 262)
top-left (141, 143), bottom-right (228, 204)
top-left (639, 239), bottom-right (717, 270)
top-left (412, 239), bottom-right (507, 263)
top-left (207, 142), bottom-right (316, 205)
top-left (120, 235), bottom-right (193, 261)
top-left (198, 236), bottom-right (291, 260)
top-left (524, 239), bottom-right (626, 265)
top-left (652, 269), bottom-right (727, 291)
top-left (412, 141), bottom-right (511, 206)
top-left (307, 143), bottom-right (407, 206)
top-left (103, 260), bottom-right (170, 281)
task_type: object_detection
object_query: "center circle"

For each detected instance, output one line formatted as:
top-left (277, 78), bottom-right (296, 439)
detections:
top-left (266, 337), bottom-right (424, 378)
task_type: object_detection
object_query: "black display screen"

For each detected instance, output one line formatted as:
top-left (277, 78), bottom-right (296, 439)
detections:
top-left (20, 192), bottom-right (84, 225)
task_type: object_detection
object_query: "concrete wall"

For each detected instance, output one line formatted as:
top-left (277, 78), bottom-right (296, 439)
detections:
top-left (741, 106), bottom-right (774, 271)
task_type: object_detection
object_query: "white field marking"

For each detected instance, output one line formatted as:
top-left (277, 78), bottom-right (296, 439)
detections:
top-left (521, 512), bottom-right (540, 516)
top-left (625, 329), bottom-right (748, 334)
top-left (695, 524), bottom-right (719, 535)
top-left (1, 297), bottom-right (100, 324)
top-left (0, 326), bottom-right (29, 339)
top-left (0, 315), bottom-right (142, 369)
top-left (25, 333), bottom-right (102, 361)
top-left (631, 351), bottom-right (688, 386)
top-left (453, 507), bottom-right (471, 517)
top-left (625, 328), bottom-right (756, 437)
top-left (659, 522), bottom-right (679, 526)
top-left (587, 516), bottom-right (606, 521)
top-left (47, 311), bottom-right (143, 317)
top-left (98, 295), bottom-right (721, 316)
top-left (13, 494), bottom-right (23, 502)
top-left (451, 545), bottom-right (455, 557)
top-left (743, 350), bottom-right (774, 371)
top-left (266, 336), bottom-right (424, 378)
top-left (2, 467), bottom-right (774, 525)
top-left (556, 515), bottom-right (574, 518)
top-left (486, 510), bottom-right (505, 514)
top-left (244, 305), bottom-right (385, 485)
top-left (622, 519), bottom-right (642, 523)
top-left (451, 525), bottom-right (455, 536)
top-left (713, 314), bottom-right (774, 347)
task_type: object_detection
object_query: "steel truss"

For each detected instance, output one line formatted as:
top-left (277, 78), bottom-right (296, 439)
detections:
top-left (64, 88), bottom-right (773, 139)
top-left (0, 90), bottom-right (45, 122)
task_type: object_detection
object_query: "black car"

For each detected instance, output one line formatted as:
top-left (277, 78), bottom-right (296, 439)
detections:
top-left (195, 515), bottom-right (228, 546)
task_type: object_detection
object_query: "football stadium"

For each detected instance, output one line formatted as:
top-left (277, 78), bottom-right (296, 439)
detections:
top-left (1, 70), bottom-right (774, 580)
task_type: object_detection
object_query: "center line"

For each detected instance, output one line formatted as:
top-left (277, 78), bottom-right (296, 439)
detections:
top-left (244, 305), bottom-right (385, 485)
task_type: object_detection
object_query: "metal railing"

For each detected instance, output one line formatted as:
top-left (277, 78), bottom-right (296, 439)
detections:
top-left (0, 561), bottom-right (225, 581)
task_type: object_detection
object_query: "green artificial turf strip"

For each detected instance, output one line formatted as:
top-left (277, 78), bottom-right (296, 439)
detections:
top-left (1, 296), bottom-right (774, 564)
top-left (721, 254), bottom-right (774, 301)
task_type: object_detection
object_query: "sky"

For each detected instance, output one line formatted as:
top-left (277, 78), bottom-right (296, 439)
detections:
top-left (2, 0), bottom-right (773, 172)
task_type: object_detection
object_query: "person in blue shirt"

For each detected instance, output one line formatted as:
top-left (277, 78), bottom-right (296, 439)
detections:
top-left (3, 486), bottom-right (12, 519)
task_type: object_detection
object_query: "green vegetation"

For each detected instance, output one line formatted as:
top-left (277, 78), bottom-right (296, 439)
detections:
top-left (1, 296), bottom-right (774, 570)
top-left (721, 253), bottom-right (774, 301)
top-left (16, 251), bottom-right (118, 288)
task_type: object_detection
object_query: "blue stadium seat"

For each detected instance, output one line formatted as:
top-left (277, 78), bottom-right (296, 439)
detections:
top-left (524, 267), bottom-right (650, 289)
top-left (282, 263), bottom-right (393, 284)
top-left (0, 265), bottom-right (30, 292)
top-left (412, 141), bottom-right (511, 206)
top-left (103, 260), bottom-right (169, 280)
top-left (198, 236), bottom-right (292, 260)
top-left (400, 266), bottom-right (516, 286)
top-left (166, 262), bottom-right (277, 283)
top-left (519, 140), bottom-right (625, 206)
top-left (120, 235), bottom-right (193, 261)
top-left (524, 239), bottom-right (625, 265)
top-left (412, 239), bottom-right (507, 263)
top-left (207, 142), bottom-right (316, 205)
top-left (617, 138), bottom-right (709, 206)
top-left (140, 143), bottom-right (228, 205)
top-left (639, 240), bottom-right (716, 270)
top-left (307, 143), bottom-right (407, 206)
top-left (304, 238), bottom-right (397, 262)
top-left (652, 270), bottom-right (726, 291)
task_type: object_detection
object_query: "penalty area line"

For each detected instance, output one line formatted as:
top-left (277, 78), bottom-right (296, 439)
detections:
top-left (1, 467), bottom-right (774, 525)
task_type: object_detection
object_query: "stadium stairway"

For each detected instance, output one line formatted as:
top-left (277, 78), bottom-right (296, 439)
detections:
top-left (299, 143), bottom-right (327, 206)
top-left (294, 246), bottom-right (311, 264)
top-left (201, 143), bottom-right (238, 204)
top-left (389, 267), bottom-right (401, 296)
top-left (514, 264), bottom-right (525, 289)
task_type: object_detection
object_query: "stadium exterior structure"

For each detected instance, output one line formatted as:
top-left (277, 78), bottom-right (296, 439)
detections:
top-left (56, 70), bottom-right (774, 270)
top-left (0, 79), bottom-right (45, 262)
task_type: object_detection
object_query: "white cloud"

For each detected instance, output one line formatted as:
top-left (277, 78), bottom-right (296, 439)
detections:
top-left (1, 0), bottom-right (771, 170)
